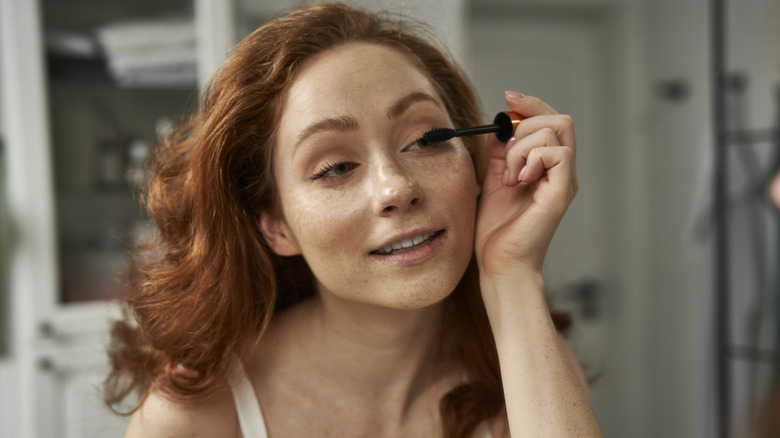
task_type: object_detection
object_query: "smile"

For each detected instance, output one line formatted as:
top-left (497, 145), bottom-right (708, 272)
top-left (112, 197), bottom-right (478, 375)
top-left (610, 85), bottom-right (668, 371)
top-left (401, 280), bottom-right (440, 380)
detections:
top-left (372, 231), bottom-right (441, 255)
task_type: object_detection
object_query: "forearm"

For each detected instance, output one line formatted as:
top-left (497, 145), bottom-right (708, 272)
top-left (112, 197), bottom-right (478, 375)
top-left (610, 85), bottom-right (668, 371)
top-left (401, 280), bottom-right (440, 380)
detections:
top-left (481, 272), bottom-right (602, 438)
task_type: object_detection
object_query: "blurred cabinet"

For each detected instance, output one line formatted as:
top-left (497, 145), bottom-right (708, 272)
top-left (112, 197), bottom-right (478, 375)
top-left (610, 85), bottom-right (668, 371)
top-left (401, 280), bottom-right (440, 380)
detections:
top-left (34, 341), bottom-right (135, 438)
top-left (2, 0), bottom-right (460, 436)
top-left (0, 0), bottom-right (250, 436)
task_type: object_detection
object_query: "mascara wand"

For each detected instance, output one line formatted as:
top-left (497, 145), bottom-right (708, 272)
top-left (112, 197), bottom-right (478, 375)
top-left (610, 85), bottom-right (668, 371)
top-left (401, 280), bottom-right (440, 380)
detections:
top-left (420, 112), bottom-right (520, 146)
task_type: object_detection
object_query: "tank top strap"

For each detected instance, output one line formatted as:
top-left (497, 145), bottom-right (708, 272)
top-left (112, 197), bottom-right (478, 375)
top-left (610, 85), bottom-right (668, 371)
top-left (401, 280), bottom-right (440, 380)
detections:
top-left (230, 361), bottom-right (269, 438)
top-left (472, 420), bottom-right (495, 438)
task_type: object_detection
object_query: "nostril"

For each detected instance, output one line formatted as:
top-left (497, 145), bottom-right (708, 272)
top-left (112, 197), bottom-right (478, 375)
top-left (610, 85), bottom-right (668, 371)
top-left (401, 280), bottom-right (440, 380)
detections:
top-left (374, 166), bottom-right (423, 215)
top-left (379, 195), bottom-right (419, 216)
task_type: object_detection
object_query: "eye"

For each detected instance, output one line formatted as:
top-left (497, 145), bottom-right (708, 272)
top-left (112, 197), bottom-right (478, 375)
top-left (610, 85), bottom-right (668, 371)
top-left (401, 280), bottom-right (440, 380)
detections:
top-left (311, 161), bottom-right (359, 181)
top-left (405, 139), bottom-right (433, 152)
top-left (405, 126), bottom-right (442, 151)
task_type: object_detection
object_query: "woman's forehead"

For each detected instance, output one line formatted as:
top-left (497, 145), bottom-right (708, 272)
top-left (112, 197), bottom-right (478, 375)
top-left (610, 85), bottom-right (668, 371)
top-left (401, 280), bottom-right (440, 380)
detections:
top-left (282, 43), bottom-right (441, 116)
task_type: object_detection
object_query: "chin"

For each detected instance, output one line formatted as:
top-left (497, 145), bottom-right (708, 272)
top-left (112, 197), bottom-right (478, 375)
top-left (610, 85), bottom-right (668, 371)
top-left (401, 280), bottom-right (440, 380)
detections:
top-left (389, 290), bottom-right (452, 310)
top-left (374, 269), bottom-right (466, 310)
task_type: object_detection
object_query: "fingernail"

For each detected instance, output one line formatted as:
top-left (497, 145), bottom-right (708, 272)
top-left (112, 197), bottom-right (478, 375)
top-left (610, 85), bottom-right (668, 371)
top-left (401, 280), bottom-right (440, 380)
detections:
top-left (505, 90), bottom-right (525, 100)
top-left (518, 165), bottom-right (528, 182)
top-left (504, 137), bottom-right (517, 152)
top-left (502, 168), bottom-right (510, 186)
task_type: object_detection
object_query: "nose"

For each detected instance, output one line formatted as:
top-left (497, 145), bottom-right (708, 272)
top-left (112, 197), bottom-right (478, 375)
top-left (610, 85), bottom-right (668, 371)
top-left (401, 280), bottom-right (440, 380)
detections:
top-left (371, 160), bottom-right (423, 216)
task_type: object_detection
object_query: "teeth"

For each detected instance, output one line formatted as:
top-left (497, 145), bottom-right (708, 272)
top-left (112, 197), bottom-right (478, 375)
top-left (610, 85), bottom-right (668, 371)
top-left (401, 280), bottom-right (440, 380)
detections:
top-left (377, 232), bottom-right (436, 255)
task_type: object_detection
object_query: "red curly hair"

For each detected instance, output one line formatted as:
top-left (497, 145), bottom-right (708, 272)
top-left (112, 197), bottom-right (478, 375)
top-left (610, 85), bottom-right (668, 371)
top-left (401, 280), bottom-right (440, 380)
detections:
top-left (104, 3), bottom-right (570, 437)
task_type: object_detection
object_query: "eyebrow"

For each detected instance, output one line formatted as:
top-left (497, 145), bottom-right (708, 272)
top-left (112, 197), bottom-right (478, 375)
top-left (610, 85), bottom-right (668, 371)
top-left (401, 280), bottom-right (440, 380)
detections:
top-left (296, 115), bottom-right (359, 147)
top-left (294, 91), bottom-right (442, 149)
top-left (385, 91), bottom-right (442, 120)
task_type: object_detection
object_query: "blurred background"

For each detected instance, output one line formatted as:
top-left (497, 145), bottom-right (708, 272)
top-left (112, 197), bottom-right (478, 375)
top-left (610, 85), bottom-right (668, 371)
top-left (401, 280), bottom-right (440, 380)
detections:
top-left (0, 0), bottom-right (778, 436)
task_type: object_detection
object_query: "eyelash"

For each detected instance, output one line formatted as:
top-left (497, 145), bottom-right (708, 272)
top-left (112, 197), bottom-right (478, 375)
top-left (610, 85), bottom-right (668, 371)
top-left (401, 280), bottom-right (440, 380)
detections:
top-left (408, 125), bottom-right (442, 150)
top-left (310, 126), bottom-right (443, 182)
top-left (311, 161), bottom-right (356, 181)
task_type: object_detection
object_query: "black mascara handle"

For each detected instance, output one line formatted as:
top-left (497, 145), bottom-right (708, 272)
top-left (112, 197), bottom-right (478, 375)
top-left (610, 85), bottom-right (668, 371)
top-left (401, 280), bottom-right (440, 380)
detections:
top-left (442, 113), bottom-right (514, 141)
top-left (419, 112), bottom-right (518, 145)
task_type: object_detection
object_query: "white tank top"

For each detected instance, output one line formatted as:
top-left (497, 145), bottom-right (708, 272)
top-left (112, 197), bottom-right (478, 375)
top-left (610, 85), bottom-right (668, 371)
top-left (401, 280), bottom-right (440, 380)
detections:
top-left (229, 362), bottom-right (494, 438)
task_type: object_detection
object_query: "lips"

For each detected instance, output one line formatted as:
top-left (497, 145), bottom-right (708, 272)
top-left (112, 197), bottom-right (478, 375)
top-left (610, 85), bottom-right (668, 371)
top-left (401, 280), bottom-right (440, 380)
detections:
top-left (371, 231), bottom-right (441, 255)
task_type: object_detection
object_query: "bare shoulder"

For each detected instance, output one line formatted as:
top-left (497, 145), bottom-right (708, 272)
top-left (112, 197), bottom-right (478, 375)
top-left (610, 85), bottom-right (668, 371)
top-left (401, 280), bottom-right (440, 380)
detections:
top-left (124, 388), bottom-right (239, 438)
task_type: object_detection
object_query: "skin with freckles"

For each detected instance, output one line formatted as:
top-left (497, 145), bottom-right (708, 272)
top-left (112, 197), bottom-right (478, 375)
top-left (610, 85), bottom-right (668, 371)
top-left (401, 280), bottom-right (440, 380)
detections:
top-left (261, 43), bottom-right (480, 310)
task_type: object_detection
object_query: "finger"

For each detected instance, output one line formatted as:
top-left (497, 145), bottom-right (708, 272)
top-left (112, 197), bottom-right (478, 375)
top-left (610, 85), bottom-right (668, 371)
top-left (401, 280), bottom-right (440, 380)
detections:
top-left (503, 128), bottom-right (561, 187)
top-left (519, 146), bottom-right (577, 204)
top-left (505, 91), bottom-right (558, 118)
top-left (511, 114), bottom-right (576, 153)
top-left (484, 131), bottom-right (511, 190)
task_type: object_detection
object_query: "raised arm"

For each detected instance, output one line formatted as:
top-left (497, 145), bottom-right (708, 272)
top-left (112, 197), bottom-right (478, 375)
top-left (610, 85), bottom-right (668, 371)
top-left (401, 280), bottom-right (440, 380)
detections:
top-left (475, 91), bottom-right (602, 437)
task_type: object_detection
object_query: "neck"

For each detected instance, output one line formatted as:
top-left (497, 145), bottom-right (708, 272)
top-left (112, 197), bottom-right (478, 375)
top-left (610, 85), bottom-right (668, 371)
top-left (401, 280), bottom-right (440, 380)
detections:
top-left (295, 292), bottom-right (450, 419)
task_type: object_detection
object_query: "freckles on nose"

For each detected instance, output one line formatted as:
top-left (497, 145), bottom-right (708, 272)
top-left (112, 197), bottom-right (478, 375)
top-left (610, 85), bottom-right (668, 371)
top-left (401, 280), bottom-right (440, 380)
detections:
top-left (380, 179), bottom-right (415, 198)
top-left (378, 162), bottom-right (413, 184)
top-left (372, 162), bottom-right (423, 214)
top-left (376, 164), bottom-right (413, 191)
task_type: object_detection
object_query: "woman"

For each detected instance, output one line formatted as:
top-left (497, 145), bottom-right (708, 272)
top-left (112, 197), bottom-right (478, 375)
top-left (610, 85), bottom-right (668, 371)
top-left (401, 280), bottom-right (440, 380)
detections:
top-left (106, 3), bottom-right (602, 437)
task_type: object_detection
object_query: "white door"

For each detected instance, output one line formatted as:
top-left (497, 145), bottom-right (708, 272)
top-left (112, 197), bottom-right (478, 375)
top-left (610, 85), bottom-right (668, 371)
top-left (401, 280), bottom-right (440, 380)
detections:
top-left (466, 4), bottom-right (628, 435)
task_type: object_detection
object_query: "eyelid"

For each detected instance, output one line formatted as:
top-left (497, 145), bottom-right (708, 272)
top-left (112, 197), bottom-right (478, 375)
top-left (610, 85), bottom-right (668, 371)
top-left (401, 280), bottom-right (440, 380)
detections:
top-left (311, 160), bottom-right (360, 182)
top-left (404, 125), bottom-right (443, 151)
top-left (300, 140), bottom-right (357, 181)
top-left (311, 160), bottom-right (338, 180)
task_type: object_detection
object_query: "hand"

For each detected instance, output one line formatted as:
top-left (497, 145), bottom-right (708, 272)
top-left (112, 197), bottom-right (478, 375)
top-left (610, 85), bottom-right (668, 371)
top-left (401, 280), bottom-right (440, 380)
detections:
top-left (475, 92), bottom-right (578, 278)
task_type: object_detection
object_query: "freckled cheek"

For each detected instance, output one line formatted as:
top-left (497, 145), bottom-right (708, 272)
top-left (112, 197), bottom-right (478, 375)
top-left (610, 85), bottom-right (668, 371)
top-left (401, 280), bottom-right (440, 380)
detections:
top-left (284, 190), bottom-right (365, 258)
top-left (416, 152), bottom-right (479, 212)
top-left (283, 190), bottom-right (370, 297)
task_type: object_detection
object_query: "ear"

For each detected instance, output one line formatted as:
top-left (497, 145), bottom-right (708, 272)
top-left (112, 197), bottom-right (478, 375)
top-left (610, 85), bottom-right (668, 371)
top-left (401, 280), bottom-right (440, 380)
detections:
top-left (258, 211), bottom-right (301, 256)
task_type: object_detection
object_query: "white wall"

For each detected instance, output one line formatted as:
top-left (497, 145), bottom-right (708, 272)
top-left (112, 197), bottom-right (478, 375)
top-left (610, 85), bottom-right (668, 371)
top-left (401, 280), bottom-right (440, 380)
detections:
top-left (0, 7), bottom-right (18, 434)
top-left (465, 2), bottom-right (645, 435)
top-left (0, 363), bottom-right (14, 438)
top-left (641, 0), bottom-right (713, 434)
top-left (1, 12), bottom-right (9, 435)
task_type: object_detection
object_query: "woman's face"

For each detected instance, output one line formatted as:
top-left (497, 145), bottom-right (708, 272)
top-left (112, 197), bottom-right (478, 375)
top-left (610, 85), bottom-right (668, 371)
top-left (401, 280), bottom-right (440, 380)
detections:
top-left (264, 43), bottom-right (480, 310)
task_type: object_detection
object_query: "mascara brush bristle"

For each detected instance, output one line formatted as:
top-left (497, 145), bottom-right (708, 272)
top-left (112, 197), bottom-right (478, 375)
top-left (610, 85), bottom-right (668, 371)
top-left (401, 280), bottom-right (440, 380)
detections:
top-left (420, 128), bottom-right (456, 146)
top-left (419, 112), bottom-right (517, 146)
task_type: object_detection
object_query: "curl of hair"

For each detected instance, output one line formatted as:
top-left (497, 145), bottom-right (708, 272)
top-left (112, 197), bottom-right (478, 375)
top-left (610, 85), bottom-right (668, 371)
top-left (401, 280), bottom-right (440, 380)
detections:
top-left (104, 3), bottom-right (569, 437)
